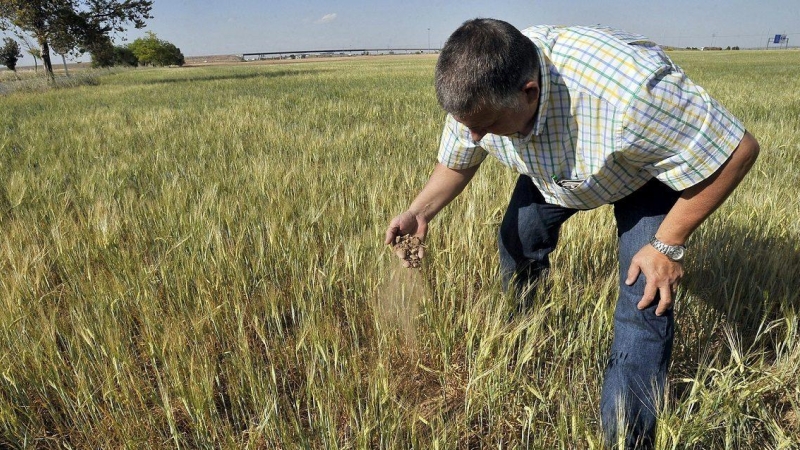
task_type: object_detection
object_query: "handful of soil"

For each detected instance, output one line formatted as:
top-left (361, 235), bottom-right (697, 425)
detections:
top-left (394, 234), bottom-right (425, 268)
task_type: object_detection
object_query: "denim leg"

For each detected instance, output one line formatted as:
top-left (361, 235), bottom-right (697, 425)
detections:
top-left (601, 179), bottom-right (682, 449)
top-left (498, 175), bottom-right (577, 299)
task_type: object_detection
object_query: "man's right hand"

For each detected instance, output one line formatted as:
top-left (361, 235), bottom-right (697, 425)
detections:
top-left (383, 163), bottom-right (480, 266)
top-left (384, 211), bottom-right (428, 264)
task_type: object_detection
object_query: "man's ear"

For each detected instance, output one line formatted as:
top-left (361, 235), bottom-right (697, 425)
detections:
top-left (522, 80), bottom-right (540, 105)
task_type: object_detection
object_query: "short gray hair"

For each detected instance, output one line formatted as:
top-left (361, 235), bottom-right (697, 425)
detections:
top-left (435, 18), bottom-right (540, 117)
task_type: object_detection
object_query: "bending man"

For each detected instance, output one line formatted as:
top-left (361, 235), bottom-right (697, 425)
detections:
top-left (384, 19), bottom-right (758, 448)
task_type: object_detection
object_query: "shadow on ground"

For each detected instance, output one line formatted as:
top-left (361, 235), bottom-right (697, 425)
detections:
top-left (684, 223), bottom-right (799, 345)
top-left (135, 68), bottom-right (328, 86)
top-left (669, 222), bottom-right (800, 402)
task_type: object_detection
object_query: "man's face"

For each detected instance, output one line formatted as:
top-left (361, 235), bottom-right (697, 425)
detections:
top-left (454, 81), bottom-right (540, 142)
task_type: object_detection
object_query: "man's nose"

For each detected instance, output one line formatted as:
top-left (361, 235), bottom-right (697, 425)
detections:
top-left (469, 128), bottom-right (486, 142)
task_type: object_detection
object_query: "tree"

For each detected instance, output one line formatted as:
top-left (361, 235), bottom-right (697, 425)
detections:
top-left (87, 35), bottom-right (113, 67)
top-left (14, 34), bottom-right (40, 72)
top-left (0, 0), bottom-right (153, 80)
top-left (113, 45), bottom-right (137, 67)
top-left (0, 36), bottom-right (21, 73)
top-left (89, 35), bottom-right (136, 68)
top-left (50, 28), bottom-right (75, 76)
top-left (128, 32), bottom-right (184, 67)
top-left (27, 46), bottom-right (40, 71)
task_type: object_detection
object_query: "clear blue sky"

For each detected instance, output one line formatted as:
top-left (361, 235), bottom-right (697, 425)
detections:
top-left (7, 0), bottom-right (800, 66)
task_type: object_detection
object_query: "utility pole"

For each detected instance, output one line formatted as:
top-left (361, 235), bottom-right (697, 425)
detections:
top-left (427, 28), bottom-right (431, 51)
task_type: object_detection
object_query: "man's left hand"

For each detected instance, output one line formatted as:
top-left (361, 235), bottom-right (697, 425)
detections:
top-left (625, 245), bottom-right (684, 316)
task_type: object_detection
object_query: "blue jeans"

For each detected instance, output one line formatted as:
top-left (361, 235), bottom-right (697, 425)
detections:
top-left (499, 175), bottom-right (681, 449)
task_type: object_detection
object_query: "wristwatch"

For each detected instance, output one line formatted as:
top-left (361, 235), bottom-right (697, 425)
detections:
top-left (649, 236), bottom-right (686, 262)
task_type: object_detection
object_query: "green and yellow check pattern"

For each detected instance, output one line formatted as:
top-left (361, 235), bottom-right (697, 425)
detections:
top-left (437, 25), bottom-right (746, 209)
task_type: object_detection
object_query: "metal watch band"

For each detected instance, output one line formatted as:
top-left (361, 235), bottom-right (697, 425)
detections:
top-left (649, 236), bottom-right (686, 261)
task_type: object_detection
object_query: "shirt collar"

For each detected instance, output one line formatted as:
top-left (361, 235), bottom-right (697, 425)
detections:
top-left (525, 45), bottom-right (551, 140)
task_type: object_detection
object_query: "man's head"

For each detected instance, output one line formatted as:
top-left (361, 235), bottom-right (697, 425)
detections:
top-left (435, 18), bottom-right (541, 141)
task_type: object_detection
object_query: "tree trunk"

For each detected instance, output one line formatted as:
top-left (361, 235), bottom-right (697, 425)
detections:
top-left (60, 54), bottom-right (69, 77)
top-left (32, 57), bottom-right (38, 72)
top-left (39, 39), bottom-right (55, 82)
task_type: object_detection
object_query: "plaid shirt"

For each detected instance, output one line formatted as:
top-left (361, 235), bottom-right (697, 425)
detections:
top-left (437, 25), bottom-right (746, 209)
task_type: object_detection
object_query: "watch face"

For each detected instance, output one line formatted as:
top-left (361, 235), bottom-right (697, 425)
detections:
top-left (669, 246), bottom-right (685, 261)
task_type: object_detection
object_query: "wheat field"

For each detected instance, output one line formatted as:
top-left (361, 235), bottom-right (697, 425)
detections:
top-left (1, 51), bottom-right (798, 448)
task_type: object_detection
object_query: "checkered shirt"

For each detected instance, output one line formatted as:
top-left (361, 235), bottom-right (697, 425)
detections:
top-left (437, 25), bottom-right (746, 209)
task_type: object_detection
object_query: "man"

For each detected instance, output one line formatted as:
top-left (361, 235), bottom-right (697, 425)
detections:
top-left (384, 19), bottom-right (759, 448)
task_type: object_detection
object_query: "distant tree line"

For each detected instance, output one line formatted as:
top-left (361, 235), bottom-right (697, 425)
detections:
top-left (661, 45), bottom-right (742, 51)
top-left (681, 46), bottom-right (741, 51)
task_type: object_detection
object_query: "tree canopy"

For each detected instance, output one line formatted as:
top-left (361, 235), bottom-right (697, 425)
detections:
top-left (89, 36), bottom-right (137, 68)
top-left (0, 0), bottom-right (153, 79)
top-left (127, 32), bottom-right (184, 67)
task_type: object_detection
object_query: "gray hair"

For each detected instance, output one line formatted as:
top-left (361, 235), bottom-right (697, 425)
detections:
top-left (435, 18), bottom-right (540, 117)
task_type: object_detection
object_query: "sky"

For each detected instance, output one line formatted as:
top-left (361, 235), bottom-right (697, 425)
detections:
top-left (5, 0), bottom-right (800, 67)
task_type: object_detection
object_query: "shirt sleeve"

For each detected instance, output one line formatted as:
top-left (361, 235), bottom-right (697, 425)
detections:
top-left (620, 70), bottom-right (746, 190)
top-left (437, 114), bottom-right (488, 169)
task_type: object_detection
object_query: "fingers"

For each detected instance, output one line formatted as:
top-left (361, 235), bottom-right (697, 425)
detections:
top-left (384, 212), bottom-right (416, 245)
top-left (637, 280), bottom-right (677, 316)
top-left (629, 245), bottom-right (683, 316)
top-left (654, 285), bottom-right (674, 316)
top-left (636, 281), bottom-right (658, 311)
top-left (625, 261), bottom-right (641, 286)
top-left (385, 215), bottom-right (411, 245)
top-left (384, 225), bottom-right (400, 245)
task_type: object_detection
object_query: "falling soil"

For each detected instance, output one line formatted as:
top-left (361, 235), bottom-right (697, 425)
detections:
top-left (376, 266), bottom-right (423, 350)
top-left (374, 234), bottom-right (427, 349)
top-left (376, 240), bottom-right (468, 433)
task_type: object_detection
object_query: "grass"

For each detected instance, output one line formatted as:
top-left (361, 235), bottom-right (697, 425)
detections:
top-left (0, 51), bottom-right (798, 448)
top-left (0, 68), bottom-right (102, 95)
